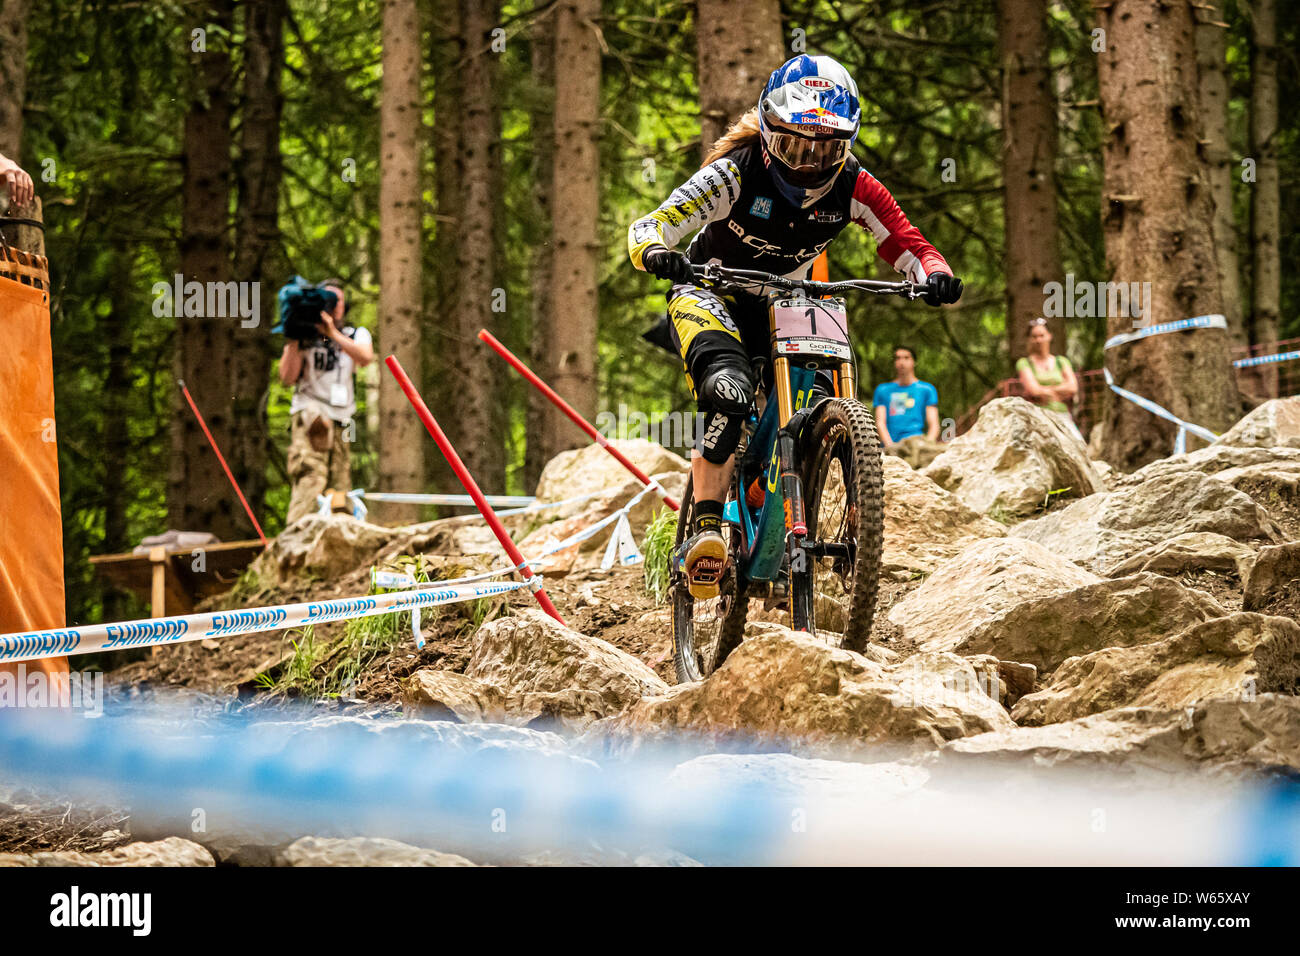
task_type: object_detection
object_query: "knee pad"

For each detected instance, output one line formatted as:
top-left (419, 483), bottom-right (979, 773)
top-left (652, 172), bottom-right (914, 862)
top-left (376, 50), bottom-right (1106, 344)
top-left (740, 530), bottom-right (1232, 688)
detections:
top-left (695, 362), bottom-right (754, 464)
top-left (699, 363), bottom-right (754, 416)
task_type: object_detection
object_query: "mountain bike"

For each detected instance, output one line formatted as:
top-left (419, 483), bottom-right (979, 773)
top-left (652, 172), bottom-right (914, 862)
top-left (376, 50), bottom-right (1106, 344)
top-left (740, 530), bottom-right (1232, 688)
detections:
top-left (671, 262), bottom-right (925, 683)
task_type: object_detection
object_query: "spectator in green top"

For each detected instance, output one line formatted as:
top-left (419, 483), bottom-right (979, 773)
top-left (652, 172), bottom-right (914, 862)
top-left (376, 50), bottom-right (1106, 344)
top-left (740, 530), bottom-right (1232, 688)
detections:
top-left (1016, 317), bottom-right (1083, 442)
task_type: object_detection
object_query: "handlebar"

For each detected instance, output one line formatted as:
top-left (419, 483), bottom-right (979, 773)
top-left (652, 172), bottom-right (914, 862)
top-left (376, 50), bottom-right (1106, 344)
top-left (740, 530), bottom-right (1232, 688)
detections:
top-left (691, 263), bottom-right (925, 300)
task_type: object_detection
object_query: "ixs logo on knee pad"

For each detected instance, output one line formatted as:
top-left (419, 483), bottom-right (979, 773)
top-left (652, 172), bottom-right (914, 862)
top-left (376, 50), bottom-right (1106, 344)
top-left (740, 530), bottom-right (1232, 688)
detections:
top-left (700, 414), bottom-right (730, 451)
top-left (710, 373), bottom-right (747, 406)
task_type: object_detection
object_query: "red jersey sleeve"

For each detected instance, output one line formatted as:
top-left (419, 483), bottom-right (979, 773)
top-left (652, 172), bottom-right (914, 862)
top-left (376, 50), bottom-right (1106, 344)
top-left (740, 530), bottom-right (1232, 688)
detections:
top-left (849, 168), bottom-right (950, 283)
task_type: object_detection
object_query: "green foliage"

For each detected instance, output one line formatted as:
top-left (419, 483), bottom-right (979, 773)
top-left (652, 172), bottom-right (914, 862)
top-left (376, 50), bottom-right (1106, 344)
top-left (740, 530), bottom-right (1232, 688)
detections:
top-left (1040, 486), bottom-right (1074, 512)
top-left (641, 506), bottom-right (678, 604)
top-left (18, 0), bottom-right (1300, 626)
top-left (258, 625), bottom-right (327, 697)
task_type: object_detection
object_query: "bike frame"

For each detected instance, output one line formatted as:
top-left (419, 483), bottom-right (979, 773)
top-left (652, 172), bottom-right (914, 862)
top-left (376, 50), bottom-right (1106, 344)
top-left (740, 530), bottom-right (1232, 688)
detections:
top-left (733, 361), bottom-right (819, 583)
top-left (697, 264), bottom-right (919, 587)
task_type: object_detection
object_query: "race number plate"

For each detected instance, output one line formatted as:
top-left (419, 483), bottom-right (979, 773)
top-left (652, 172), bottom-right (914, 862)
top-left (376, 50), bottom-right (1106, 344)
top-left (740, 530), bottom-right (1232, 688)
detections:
top-left (771, 296), bottom-right (852, 361)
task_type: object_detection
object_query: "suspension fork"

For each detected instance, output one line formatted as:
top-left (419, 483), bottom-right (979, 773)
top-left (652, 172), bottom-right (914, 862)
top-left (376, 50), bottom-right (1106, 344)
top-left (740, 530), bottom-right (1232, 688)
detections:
top-left (773, 356), bottom-right (807, 542)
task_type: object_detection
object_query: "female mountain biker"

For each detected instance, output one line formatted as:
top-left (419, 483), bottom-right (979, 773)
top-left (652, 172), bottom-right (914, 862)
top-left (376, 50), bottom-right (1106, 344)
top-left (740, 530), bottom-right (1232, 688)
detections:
top-left (627, 54), bottom-right (964, 598)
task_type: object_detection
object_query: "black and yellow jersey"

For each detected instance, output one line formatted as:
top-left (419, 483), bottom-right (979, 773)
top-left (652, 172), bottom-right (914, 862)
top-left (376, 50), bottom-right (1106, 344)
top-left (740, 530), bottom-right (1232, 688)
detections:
top-left (628, 142), bottom-right (949, 282)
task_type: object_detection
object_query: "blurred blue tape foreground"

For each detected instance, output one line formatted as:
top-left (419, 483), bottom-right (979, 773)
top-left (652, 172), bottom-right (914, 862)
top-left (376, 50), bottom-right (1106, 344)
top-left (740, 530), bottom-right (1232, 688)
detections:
top-left (0, 705), bottom-right (1295, 865)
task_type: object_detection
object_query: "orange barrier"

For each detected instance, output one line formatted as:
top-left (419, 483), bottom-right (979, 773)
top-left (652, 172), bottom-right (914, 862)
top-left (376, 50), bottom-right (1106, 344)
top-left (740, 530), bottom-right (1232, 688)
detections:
top-left (0, 256), bottom-right (70, 699)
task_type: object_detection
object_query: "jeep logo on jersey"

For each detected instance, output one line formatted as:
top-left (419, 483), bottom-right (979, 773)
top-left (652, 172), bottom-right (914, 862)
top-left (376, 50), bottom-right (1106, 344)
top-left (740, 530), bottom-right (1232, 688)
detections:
top-left (749, 196), bottom-right (773, 220)
top-left (810, 209), bottom-right (843, 223)
top-left (800, 76), bottom-right (835, 91)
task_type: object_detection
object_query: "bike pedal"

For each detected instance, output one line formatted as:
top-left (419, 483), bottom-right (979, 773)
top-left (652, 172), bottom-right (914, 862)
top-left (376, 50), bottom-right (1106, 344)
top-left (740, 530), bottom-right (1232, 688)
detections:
top-left (687, 559), bottom-right (724, 600)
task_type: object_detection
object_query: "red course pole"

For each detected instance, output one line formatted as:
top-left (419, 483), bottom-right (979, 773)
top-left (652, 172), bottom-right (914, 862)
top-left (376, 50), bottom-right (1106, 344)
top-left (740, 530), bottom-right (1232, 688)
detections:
top-left (476, 329), bottom-right (680, 512)
top-left (384, 356), bottom-right (566, 625)
top-left (178, 381), bottom-right (268, 545)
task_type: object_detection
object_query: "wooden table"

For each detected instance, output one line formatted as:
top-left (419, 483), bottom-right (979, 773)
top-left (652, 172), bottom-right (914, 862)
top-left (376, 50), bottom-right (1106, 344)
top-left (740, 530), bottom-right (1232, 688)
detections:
top-left (90, 540), bottom-right (267, 618)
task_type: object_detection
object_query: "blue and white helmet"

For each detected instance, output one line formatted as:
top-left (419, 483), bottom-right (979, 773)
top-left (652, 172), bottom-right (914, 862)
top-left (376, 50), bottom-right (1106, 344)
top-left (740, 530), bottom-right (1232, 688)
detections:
top-left (758, 55), bottom-right (861, 208)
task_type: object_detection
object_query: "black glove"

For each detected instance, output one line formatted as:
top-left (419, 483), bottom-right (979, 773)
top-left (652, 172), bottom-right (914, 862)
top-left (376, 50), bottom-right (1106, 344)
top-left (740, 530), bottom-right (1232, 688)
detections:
top-left (924, 271), bottom-right (963, 306)
top-left (642, 247), bottom-right (695, 286)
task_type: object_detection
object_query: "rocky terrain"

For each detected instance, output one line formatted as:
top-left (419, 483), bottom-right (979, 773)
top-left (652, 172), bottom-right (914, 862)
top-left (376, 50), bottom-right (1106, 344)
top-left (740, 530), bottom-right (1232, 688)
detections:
top-left (3, 399), bottom-right (1299, 866)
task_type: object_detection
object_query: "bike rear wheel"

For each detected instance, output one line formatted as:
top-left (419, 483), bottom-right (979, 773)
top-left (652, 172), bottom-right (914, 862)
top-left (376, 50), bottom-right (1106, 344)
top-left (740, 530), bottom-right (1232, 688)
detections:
top-left (792, 398), bottom-right (885, 651)
top-left (671, 475), bottom-right (749, 683)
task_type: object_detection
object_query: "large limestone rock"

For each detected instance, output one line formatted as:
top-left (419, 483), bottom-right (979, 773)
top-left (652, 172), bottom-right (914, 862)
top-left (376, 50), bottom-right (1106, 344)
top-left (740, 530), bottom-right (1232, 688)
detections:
top-left (276, 836), bottom-right (476, 867)
top-left (403, 669), bottom-right (510, 723)
top-left (534, 439), bottom-right (688, 503)
top-left (938, 696), bottom-right (1300, 779)
top-left (462, 609), bottom-right (668, 725)
top-left (1213, 460), bottom-right (1300, 541)
top-left (1243, 542), bottom-right (1300, 621)
top-left (514, 469), bottom-right (685, 574)
top-left (378, 515), bottom-right (510, 561)
top-left (1110, 444), bottom-right (1300, 541)
top-left (256, 513), bottom-right (399, 586)
top-left (1215, 396), bottom-right (1300, 448)
top-left (1115, 442), bottom-right (1300, 488)
top-left (922, 397), bottom-right (1105, 516)
top-left (1011, 613), bottom-right (1300, 725)
top-left (1109, 532), bottom-right (1257, 579)
top-left (880, 455), bottom-right (1006, 573)
top-left (886, 538), bottom-right (1100, 653)
top-left (1010, 471), bottom-right (1282, 574)
top-left (594, 628), bottom-right (1014, 758)
top-left (953, 573), bottom-right (1226, 673)
top-left (0, 837), bottom-right (214, 867)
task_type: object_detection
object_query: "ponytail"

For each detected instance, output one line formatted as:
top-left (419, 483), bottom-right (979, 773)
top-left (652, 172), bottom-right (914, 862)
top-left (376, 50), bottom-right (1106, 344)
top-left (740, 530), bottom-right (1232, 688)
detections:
top-left (702, 108), bottom-right (761, 167)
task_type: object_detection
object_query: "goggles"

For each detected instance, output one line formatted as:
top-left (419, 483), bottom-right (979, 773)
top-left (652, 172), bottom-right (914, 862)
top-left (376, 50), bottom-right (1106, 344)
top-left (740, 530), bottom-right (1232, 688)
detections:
top-left (764, 129), bottom-right (850, 185)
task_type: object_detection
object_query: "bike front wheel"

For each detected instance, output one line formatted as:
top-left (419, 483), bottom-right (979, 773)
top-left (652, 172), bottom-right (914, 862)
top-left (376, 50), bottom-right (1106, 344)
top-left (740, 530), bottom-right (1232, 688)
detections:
top-left (670, 475), bottom-right (749, 683)
top-left (792, 397), bottom-right (885, 652)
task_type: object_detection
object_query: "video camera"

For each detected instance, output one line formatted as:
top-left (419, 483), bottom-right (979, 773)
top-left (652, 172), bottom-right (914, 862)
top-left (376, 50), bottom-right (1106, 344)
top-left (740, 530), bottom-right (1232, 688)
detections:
top-left (274, 276), bottom-right (341, 344)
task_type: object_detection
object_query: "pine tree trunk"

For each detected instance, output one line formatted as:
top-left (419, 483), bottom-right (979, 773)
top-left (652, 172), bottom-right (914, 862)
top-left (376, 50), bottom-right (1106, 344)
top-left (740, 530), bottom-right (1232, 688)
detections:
top-left (1196, 2), bottom-right (1244, 347)
top-left (102, 251), bottom-right (135, 620)
top-left (1097, 0), bottom-right (1239, 470)
top-left (696, 0), bottom-right (783, 156)
top-left (169, 0), bottom-right (240, 540)
top-left (0, 0), bottom-right (28, 158)
top-left (379, 0), bottom-right (426, 524)
top-left (525, 1), bottom-right (556, 491)
top-left (1249, 0), bottom-right (1280, 397)
top-left (450, 0), bottom-right (505, 492)
top-left (426, 0), bottom-right (463, 501)
top-left (232, 0), bottom-right (287, 530)
top-left (998, 0), bottom-right (1064, 367)
top-left (545, 0), bottom-right (600, 463)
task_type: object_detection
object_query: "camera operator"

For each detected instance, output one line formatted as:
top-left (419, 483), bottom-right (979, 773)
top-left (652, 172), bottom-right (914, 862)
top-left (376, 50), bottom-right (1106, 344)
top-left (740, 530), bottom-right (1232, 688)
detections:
top-left (278, 278), bottom-right (375, 523)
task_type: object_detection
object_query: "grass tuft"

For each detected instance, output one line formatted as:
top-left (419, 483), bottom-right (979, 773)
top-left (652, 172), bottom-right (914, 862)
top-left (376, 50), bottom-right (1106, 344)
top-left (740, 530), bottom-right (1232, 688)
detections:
top-left (642, 507), bottom-right (678, 604)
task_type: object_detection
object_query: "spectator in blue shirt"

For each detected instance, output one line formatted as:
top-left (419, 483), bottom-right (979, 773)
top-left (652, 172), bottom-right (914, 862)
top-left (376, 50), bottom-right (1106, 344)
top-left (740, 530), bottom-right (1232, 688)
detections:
top-left (873, 345), bottom-right (940, 449)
